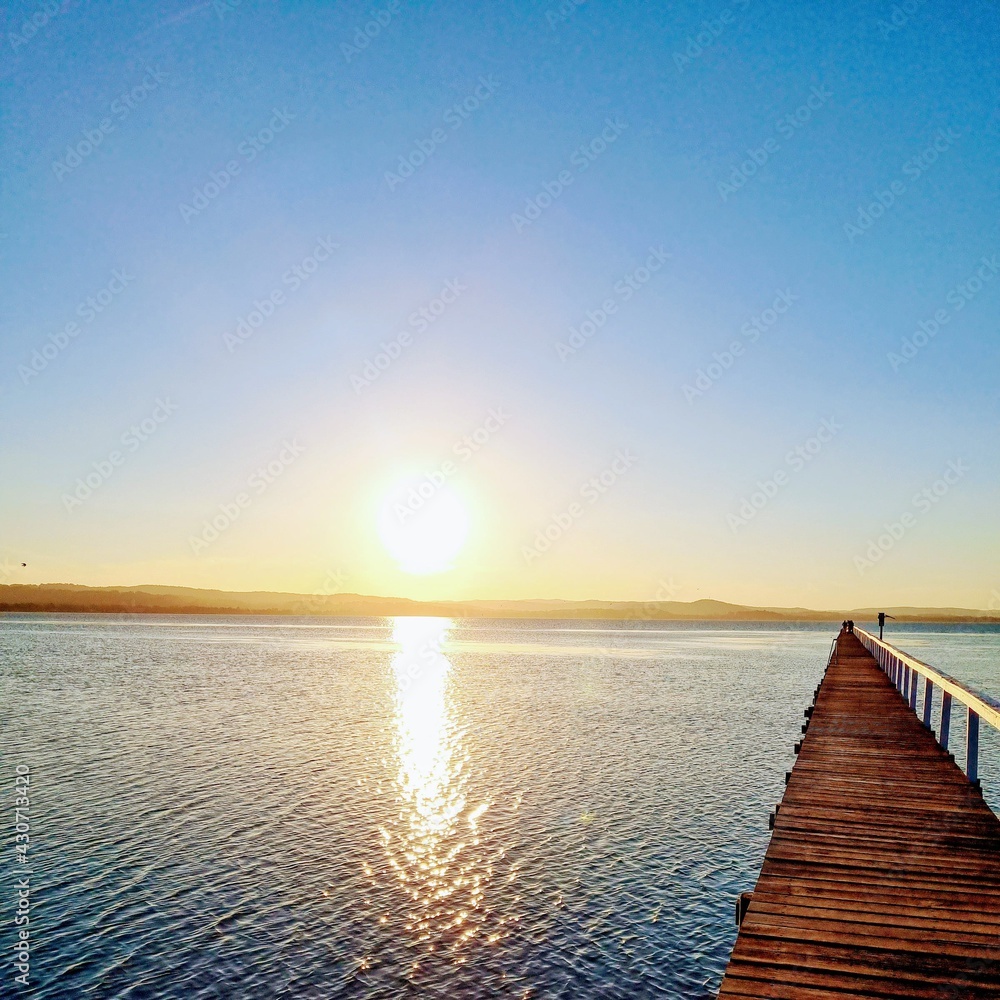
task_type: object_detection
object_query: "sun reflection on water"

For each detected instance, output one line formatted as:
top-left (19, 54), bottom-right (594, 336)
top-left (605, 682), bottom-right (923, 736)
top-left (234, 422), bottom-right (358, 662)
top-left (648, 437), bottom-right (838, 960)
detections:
top-left (376, 616), bottom-right (515, 964)
top-left (392, 617), bottom-right (462, 828)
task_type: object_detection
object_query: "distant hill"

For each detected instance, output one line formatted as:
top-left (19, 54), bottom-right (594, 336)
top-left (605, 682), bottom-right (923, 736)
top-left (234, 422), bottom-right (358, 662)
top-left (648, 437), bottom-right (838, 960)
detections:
top-left (0, 583), bottom-right (997, 623)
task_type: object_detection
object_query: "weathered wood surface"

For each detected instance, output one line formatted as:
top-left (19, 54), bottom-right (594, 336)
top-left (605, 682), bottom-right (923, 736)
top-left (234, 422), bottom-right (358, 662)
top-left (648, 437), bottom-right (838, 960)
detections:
top-left (718, 631), bottom-right (1000, 998)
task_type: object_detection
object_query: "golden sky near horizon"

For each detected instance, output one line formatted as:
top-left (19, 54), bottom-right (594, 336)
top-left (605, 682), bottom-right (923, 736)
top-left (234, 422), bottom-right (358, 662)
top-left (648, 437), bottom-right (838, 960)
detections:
top-left (8, 444), bottom-right (997, 611)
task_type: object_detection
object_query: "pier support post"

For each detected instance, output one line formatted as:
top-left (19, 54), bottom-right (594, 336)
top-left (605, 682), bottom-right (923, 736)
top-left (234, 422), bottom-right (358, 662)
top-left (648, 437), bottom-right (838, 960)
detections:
top-left (735, 891), bottom-right (753, 926)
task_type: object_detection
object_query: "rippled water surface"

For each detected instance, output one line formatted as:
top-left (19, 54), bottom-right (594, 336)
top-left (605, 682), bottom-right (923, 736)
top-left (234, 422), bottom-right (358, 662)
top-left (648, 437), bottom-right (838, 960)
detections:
top-left (1, 616), bottom-right (998, 998)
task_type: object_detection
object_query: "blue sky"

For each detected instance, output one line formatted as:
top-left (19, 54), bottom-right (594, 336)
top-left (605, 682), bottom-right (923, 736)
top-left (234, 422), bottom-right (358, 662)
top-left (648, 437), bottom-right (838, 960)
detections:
top-left (2, 0), bottom-right (998, 608)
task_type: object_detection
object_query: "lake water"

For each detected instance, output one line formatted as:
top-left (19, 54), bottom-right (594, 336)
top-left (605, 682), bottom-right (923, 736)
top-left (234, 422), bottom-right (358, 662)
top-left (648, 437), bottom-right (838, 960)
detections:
top-left (1, 617), bottom-right (998, 998)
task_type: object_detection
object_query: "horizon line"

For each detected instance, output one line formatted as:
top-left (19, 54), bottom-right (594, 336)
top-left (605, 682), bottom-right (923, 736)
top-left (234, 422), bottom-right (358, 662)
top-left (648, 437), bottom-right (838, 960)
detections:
top-left (2, 580), bottom-right (998, 615)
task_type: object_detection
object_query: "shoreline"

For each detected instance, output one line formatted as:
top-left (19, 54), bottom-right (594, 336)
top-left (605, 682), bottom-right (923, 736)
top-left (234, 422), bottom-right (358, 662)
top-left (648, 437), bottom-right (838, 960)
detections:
top-left (2, 605), bottom-right (999, 624)
top-left (3, 583), bottom-right (997, 623)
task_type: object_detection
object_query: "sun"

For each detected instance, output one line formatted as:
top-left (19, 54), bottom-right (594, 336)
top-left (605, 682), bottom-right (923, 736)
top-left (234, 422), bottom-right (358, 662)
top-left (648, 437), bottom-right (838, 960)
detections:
top-left (378, 481), bottom-right (469, 575)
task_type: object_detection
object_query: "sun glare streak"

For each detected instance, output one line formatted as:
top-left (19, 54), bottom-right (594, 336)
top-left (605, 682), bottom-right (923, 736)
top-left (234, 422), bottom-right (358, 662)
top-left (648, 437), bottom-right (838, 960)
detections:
top-left (392, 617), bottom-right (462, 830)
top-left (373, 616), bottom-right (515, 963)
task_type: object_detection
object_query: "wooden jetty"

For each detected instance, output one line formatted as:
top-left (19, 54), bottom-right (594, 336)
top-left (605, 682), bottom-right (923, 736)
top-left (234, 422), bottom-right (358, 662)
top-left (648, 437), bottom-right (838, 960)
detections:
top-left (718, 627), bottom-right (1000, 998)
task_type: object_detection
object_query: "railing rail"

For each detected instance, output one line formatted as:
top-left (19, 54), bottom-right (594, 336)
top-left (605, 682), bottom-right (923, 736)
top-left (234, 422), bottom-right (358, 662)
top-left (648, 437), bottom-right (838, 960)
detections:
top-left (854, 626), bottom-right (1000, 784)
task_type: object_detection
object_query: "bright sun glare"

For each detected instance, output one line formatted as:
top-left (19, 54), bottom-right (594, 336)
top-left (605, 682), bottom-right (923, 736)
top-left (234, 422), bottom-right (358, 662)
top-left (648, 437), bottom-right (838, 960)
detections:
top-left (378, 482), bottom-right (469, 575)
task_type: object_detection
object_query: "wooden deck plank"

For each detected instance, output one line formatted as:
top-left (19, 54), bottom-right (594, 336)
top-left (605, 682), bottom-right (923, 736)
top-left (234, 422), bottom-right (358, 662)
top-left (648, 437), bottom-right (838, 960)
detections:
top-left (717, 632), bottom-right (1000, 998)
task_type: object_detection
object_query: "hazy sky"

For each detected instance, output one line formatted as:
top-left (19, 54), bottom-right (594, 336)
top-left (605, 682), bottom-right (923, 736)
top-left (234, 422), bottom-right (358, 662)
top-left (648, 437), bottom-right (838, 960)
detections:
top-left (2, 0), bottom-right (998, 608)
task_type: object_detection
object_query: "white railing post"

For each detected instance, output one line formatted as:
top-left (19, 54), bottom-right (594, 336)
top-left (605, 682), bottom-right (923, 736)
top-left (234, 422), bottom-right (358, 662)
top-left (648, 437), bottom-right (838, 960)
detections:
top-left (968, 709), bottom-right (980, 785)
top-left (923, 678), bottom-right (934, 728)
top-left (941, 692), bottom-right (952, 751)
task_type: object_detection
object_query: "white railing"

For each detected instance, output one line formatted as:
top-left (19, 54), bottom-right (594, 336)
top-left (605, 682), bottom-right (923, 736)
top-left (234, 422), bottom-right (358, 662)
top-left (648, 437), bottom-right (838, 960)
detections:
top-left (855, 627), bottom-right (1000, 784)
